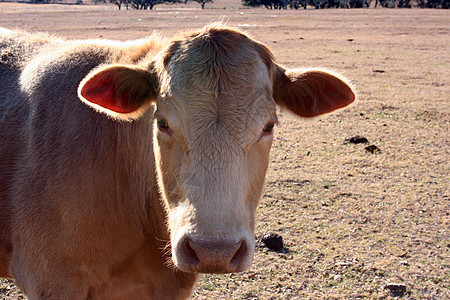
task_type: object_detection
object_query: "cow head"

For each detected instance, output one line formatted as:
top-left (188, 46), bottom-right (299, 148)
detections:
top-left (78, 24), bottom-right (355, 274)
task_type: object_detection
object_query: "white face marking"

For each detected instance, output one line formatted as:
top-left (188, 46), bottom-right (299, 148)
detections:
top-left (151, 27), bottom-right (282, 272)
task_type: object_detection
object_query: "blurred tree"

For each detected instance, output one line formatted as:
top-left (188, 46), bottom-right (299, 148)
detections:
top-left (111, 0), bottom-right (182, 9)
top-left (190, 0), bottom-right (213, 8)
top-left (110, 0), bottom-right (127, 9)
top-left (241, 0), bottom-right (261, 6)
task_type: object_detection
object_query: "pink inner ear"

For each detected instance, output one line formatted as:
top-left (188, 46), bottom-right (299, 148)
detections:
top-left (80, 73), bottom-right (138, 114)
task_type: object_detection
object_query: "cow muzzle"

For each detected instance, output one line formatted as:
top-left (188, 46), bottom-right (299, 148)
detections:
top-left (173, 235), bottom-right (253, 274)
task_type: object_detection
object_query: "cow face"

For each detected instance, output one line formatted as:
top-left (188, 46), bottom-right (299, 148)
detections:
top-left (152, 31), bottom-right (278, 274)
top-left (78, 24), bottom-right (355, 275)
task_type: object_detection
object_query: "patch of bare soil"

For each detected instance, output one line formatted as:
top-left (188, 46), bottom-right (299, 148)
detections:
top-left (1, 3), bottom-right (449, 299)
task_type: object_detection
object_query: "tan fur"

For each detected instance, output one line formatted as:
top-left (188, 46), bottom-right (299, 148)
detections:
top-left (0, 24), bottom-right (355, 299)
top-left (1, 28), bottom-right (194, 299)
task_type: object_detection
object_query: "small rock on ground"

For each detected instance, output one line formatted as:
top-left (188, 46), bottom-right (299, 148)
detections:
top-left (345, 136), bottom-right (369, 144)
top-left (259, 233), bottom-right (283, 250)
top-left (384, 283), bottom-right (407, 296)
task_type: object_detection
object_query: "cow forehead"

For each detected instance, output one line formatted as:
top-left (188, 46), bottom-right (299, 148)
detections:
top-left (158, 25), bottom-right (275, 97)
top-left (161, 47), bottom-right (272, 102)
top-left (155, 26), bottom-right (277, 150)
top-left (157, 58), bottom-right (275, 149)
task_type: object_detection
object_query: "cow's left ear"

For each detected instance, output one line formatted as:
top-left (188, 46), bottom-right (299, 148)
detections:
top-left (272, 65), bottom-right (355, 118)
top-left (78, 64), bottom-right (159, 121)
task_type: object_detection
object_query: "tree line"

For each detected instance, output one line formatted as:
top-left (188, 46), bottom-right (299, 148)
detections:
top-left (23, 0), bottom-right (449, 8)
top-left (242, 0), bottom-right (448, 8)
top-left (108, 0), bottom-right (211, 9)
top-left (26, 0), bottom-right (212, 9)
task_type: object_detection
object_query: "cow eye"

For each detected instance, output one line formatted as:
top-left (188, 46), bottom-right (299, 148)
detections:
top-left (263, 122), bottom-right (275, 134)
top-left (156, 118), bottom-right (169, 130)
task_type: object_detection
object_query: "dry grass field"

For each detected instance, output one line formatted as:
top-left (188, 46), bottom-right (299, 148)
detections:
top-left (1, 2), bottom-right (449, 299)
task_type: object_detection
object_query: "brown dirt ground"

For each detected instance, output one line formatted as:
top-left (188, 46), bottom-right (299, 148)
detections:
top-left (0, 2), bottom-right (449, 299)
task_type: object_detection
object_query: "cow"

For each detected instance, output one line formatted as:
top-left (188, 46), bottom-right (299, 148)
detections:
top-left (0, 24), bottom-right (355, 299)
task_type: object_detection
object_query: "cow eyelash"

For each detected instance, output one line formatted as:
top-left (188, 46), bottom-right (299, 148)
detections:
top-left (155, 115), bottom-right (175, 137)
top-left (256, 121), bottom-right (276, 143)
top-left (263, 122), bottom-right (275, 133)
top-left (156, 118), bottom-right (172, 136)
top-left (156, 118), bottom-right (169, 129)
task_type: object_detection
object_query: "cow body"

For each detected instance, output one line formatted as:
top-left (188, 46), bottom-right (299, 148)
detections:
top-left (0, 25), bottom-right (355, 299)
top-left (0, 29), bottom-right (195, 299)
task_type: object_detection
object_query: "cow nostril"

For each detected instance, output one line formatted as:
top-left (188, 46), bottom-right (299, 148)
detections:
top-left (177, 237), bottom-right (251, 273)
top-left (182, 239), bottom-right (200, 267)
top-left (230, 240), bottom-right (248, 268)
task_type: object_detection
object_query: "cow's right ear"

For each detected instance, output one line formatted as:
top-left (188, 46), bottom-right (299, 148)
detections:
top-left (78, 64), bottom-right (159, 121)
